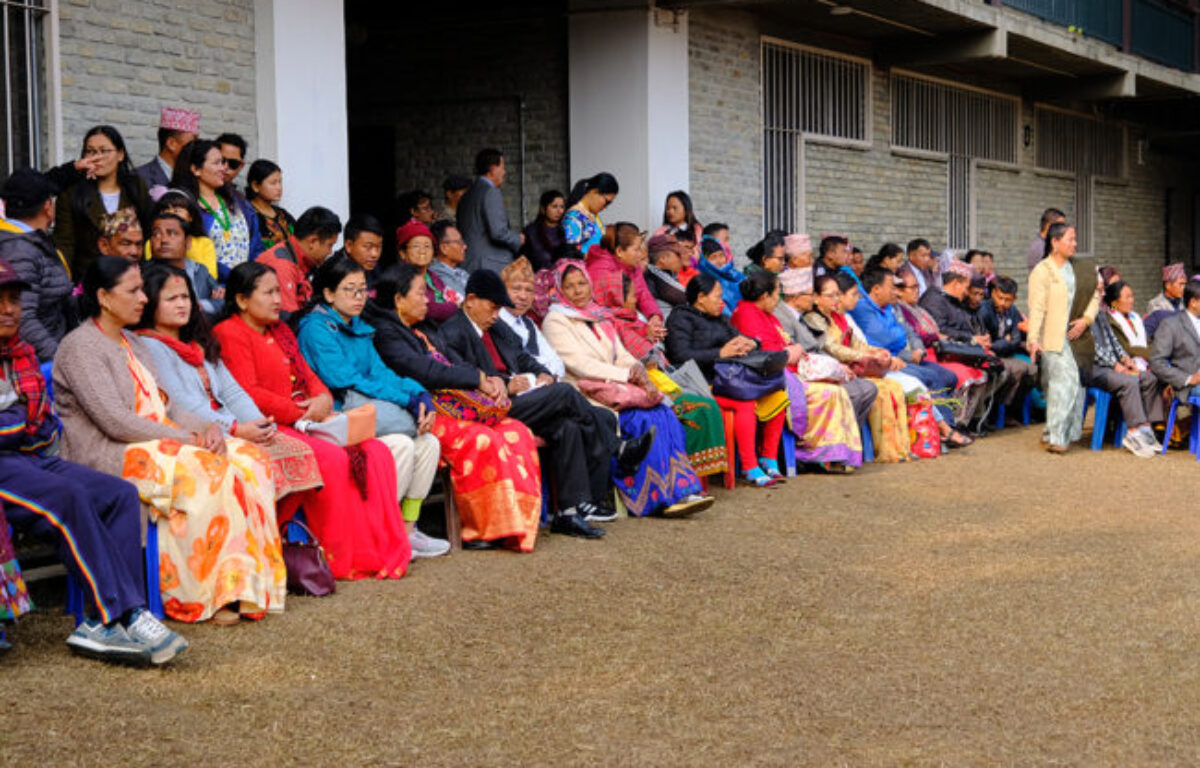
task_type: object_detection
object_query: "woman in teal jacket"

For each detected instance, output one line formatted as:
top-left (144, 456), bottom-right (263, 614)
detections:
top-left (296, 255), bottom-right (448, 559)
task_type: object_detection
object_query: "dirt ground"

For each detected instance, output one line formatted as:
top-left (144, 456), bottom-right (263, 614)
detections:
top-left (5, 424), bottom-right (1200, 767)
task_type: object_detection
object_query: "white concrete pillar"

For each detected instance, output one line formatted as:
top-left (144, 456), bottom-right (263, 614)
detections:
top-left (568, 7), bottom-right (689, 231)
top-left (254, 0), bottom-right (350, 221)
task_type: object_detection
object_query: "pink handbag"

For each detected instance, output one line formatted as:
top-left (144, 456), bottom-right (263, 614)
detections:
top-left (576, 379), bottom-right (664, 410)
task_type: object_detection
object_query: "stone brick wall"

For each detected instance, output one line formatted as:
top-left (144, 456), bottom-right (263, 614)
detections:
top-left (688, 8), bottom-right (762, 260)
top-left (58, 0), bottom-right (258, 170)
top-left (686, 6), bottom-right (1200, 311)
top-left (346, 7), bottom-right (568, 228)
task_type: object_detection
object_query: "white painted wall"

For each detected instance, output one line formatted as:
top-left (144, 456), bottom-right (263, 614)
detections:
top-left (254, 0), bottom-right (349, 222)
top-left (568, 8), bottom-right (689, 231)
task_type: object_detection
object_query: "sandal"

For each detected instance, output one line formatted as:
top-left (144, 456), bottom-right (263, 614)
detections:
top-left (742, 468), bottom-right (779, 488)
top-left (211, 607), bottom-right (241, 626)
top-left (758, 459), bottom-right (786, 483)
top-left (944, 430), bottom-right (973, 449)
top-left (821, 462), bottom-right (856, 474)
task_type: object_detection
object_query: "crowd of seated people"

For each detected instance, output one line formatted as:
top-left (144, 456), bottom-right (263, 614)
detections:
top-left (3, 110), bottom-right (1199, 666)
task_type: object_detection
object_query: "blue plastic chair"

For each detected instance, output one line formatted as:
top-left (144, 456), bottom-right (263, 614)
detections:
top-left (1081, 387), bottom-right (1126, 452)
top-left (779, 430), bottom-right (797, 477)
top-left (860, 419), bottom-right (874, 463)
top-left (994, 391), bottom-right (1035, 430)
top-left (1160, 394), bottom-right (1200, 458)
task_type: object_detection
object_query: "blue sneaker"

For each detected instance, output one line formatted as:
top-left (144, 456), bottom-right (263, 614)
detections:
top-left (758, 458), bottom-right (785, 481)
top-left (66, 619), bottom-right (150, 667)
top-left (124, 608), bottom-right (188, 665)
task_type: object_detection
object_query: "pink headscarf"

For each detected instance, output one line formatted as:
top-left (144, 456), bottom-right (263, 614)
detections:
top-left (549, 259), bottom-right (612, 322)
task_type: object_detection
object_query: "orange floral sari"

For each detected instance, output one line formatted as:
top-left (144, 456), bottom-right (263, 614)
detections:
top-left (120, 339), bottom-right (285, 623)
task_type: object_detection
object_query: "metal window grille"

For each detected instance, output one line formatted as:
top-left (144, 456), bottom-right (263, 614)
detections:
top-left (762, 40), bottom-right (869, 232)
top-left (891, 73), bottom-right (1018, 163)
top-left (947, 154), bottom-right (972, 249)
top-left (1035, 108), bottom-right (1125, 178)
top-left (1035, 107), bottom-right (1125, 253)
top-left (0, 0), bottom-right (47, 179)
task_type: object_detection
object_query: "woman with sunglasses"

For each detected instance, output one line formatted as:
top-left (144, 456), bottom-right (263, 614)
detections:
top-left (170, 139), bottom-right (261, 279)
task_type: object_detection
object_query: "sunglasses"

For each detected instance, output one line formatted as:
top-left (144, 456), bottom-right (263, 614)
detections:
top-left (222, 158), bottom-right (243, 171)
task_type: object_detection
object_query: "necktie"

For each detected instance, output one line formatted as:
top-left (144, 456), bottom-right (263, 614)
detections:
top-left (480, 329), bottom-right (508, 374)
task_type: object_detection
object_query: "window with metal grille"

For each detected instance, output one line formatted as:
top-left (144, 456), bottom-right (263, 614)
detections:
top-left (891, 72), bottom-right (1018, 163)
top-left (0, 0), bottom-right (47, 179)
top-left (761, 39), bottom-right (869, 232)
top-left (1035, 108), bottom-right (1125, 179)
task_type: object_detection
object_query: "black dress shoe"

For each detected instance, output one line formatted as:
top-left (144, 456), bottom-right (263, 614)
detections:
top-left (615, 427), bottom-right (656, 477)
top-left (462, 539), bottom-right (500, 551)
top-left (550, 513), bottom-right (605, 539)
top-left (577, 501), bottom-right (618, 522)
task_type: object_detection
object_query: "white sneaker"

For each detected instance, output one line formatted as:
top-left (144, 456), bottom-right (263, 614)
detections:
top-left (124, 608), bottom-right (189, 665)
top-left (1122, 431), bottom-right (1157, 459)
top-left (1138, 426), bottom-right (1163, 453)
top-left (409, 529), bottom-right (451, 559)
top-left (66, 620), bottom-right (150, 667)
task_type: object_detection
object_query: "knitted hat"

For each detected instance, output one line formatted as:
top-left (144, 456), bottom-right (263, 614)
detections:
top-left (396, 219), bottom-right (434, 249)
top-left (100, 207), bottom-right (141, 239)
top-left (944, 259), bottom-right (974, 280)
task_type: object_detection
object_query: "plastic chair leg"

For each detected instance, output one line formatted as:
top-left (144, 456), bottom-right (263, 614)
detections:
top-left (721, 408), bottom-right (736, 490)
top-left (1085, 388), bottom-right (1108, 452)
top-left (859, 420), bottom-right (874, 463)
top-left (539, 470), bottom-right (552, 526)
top-left (1162, 399), bottom-right (1178, 455)
top-left (145, 524), bottom-right (164, 620)
top-left (993, 403), bottom-right (1006, 430)
top-left (1022, 391), bottom-right (1033, 425)
top-left (779, 430), bottom-right (797, 477)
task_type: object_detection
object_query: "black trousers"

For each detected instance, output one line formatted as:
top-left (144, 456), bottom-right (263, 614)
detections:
top-left (509, 383), bottom-right (619, 510)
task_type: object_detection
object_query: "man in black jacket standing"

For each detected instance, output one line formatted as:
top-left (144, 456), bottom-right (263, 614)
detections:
top-left (370, 267), bottom-right (652, 541)
top-left (978, 275), bottom-right (1037, 426)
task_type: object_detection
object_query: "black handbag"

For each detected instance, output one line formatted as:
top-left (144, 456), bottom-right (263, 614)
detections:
top-left (933, 340), bottom-right (998, 368)
top-left (721, 349), bottom-right (789, 376)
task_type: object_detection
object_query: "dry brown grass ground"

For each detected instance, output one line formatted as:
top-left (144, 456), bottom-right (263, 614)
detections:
top-left (5, 425), bottom-right (1200, 767)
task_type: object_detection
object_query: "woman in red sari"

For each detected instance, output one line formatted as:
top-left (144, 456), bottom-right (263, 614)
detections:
top-left (213, 261), bottom-right (411, 580)
top-left (364, 262), bottom-right (544, 550)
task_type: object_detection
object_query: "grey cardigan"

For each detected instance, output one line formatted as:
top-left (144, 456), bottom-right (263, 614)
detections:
top-left (52, 322), bottom-right (211, 476)
top-left (140, 336), bottom-right (264, 431)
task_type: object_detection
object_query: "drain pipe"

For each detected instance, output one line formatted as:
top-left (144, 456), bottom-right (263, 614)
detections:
top-left (516, 94), bottom-right (526, 224)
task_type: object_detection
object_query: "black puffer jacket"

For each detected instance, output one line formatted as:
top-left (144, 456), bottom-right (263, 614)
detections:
top-left (664, 304), bottom-right (740, 381)
top-left (0, 227), bottom-right (75, 361)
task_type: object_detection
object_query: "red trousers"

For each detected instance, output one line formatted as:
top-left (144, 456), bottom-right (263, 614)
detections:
top-left (714, 396), bottom-right (786, 473)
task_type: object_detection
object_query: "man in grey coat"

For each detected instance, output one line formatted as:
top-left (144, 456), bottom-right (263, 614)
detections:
top-left (135, 107), bottom-right (199, 191)
top-left (457, 148), bottom-right (523, 275)
top-left (1150, 280), bottom-right (1200, 404)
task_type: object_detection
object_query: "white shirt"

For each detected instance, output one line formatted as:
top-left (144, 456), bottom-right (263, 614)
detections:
top-left (100, 191), bottom-right (120, 214)
top-left (471, 314), bottom-right (538, 389)
top-left (498, 308), bottom-right (566, 379)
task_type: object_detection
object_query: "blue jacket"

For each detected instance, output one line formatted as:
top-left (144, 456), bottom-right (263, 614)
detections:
top-left (297, 305), bottom-right (433, 416)
top-left (849, 294), bottom-right (908, 355)
top-left (697, 257), bottom-right (746, 317)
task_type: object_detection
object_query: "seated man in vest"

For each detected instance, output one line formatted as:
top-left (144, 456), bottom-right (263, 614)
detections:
top-left (497, 257), bottom-right (566, 379)
top-left (438, 270), bottom-right (653, 540)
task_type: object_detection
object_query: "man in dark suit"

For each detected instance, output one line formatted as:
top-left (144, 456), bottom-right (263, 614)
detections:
top-left (1150, 280), bottom-right (1200, 405)
top-left (456, 148), bottom-right (523, 275)
top-left (135, 107), bottom-right (198, 190)
top-left (439, 270), bottom-right (653, 540)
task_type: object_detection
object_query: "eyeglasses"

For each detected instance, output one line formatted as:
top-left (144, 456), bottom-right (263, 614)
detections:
top-left (222, 158), bottom-right (244, 171)
top-left (338, 286), bottom-right (368, 298)
top-left (600, 195), bottom-right (615, 209)
top-left (83, 147), bottom-right (116, 157)
top-left (440, 238), bottom-right (465, 247)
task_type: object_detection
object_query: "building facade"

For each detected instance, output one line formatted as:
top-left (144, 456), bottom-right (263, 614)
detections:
top-left (5, 0), bottom-right (1200, 306)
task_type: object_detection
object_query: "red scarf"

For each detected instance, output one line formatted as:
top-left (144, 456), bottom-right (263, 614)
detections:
top-left (135, 329), bottom-right (206, 367)
top-left (0, 335), bottom-right (49, 436)
top-left (265, 320), bottom-right (313, 394)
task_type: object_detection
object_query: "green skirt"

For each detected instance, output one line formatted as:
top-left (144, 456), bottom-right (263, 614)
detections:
top-left (672, 393), bottom-right (727, 476)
